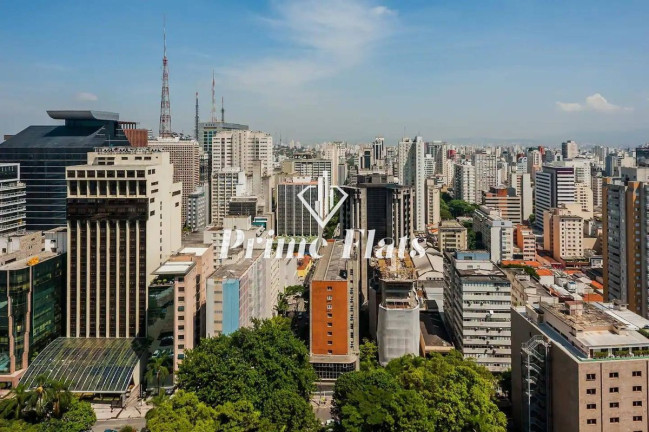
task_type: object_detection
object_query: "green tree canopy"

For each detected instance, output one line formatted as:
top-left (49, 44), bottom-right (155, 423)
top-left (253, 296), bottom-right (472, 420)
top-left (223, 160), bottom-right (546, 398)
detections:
top-left (176, 317), bottom-right (318, 430)
top-left (333, 352), bottom-right (506, 432)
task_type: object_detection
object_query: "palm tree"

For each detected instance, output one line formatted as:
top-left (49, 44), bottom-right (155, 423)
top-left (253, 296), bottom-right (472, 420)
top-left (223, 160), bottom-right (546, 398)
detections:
top-left (146, 356), bottom-right (170, 395)
top-left (49, 379), bottom-right (73, 418)
top-left (0, 383), bottom-right (29, 420)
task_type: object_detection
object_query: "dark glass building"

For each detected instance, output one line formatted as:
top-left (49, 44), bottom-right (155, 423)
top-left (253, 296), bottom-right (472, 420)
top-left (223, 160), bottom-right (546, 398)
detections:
top-left (0, 111), bottom-right (131, 230)
top-left (0, 251), bottom-right (65, 387)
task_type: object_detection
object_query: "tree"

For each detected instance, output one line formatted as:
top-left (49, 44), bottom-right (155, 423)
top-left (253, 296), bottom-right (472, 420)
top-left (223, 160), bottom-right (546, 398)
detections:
top-left (528, 213), bottom-right (535, 225)
top-left (118, 427), bottom-right (137, 432)
top-left (177, 317), bottom-right (316, 425)
top-left (262, 390), bottom-right (320, 432)
top-left (359, 339), bottom-right (379, 371)
top-left (146, 356), bottom-right (171, 395)
top-left (499, 369), bottom-right (512, 400)
top-left (0, 384), bottom-right (30, 420)
top-left (333, 352), bottom-right (506, 432)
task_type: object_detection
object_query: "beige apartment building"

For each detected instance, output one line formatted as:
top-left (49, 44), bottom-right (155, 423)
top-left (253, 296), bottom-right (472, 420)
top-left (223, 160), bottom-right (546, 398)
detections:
top-left (437, 220), bottom-right (467, 252)
top-left (543, 205), bottom-right (584, 260)
top-left (147, 137), bottom-right (201, 227)
top-left (512, 301), bottom-right (649, 432)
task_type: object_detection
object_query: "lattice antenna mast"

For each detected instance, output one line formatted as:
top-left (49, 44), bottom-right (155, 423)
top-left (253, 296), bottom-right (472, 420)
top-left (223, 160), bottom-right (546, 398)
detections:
top-left (211, 70), bottom-right (216, 122)
top-left (159, 16), bottom-right (172, 137)
top-left (194, 92), bottom-right (199, 139)
top-left (221, 96), bottom-right (225, 122)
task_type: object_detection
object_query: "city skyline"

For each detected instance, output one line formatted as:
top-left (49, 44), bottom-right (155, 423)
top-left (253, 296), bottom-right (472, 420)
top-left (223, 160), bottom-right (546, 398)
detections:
top-left (1, 0), bottom-right (649, 146)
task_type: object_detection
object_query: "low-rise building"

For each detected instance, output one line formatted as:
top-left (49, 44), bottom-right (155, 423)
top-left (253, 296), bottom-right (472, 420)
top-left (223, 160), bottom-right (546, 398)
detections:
top-left (514, 224), bottom-right (536, 261)
top-left (544, 205), bottom-right (584, 260)
top-left (437, 220), bottom-right (467, 252)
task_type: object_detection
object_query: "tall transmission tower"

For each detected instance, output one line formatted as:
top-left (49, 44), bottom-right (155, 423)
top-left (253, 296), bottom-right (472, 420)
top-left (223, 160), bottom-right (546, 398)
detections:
top-left (221, 96), bottom-right (225, 122)
top-left (194, 92), bottom-right (199, 140)
top-left (159, 17), bottom-right (172, 137)
top-left (211, 70), bottom-right (216, 122)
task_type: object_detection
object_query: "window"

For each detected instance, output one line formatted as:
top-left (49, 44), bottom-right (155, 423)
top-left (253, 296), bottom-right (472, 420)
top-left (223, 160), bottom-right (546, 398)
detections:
top-left (327, 322), bottom-right (333, 327)
top-left (327, 286), bottom-right (333, 291)
top-left (610, 418), bottom-right (619, 423)
top-left (327, 332), bottom-right (332, 336)
top-left (610, 402), bottom-right (619, 408)
top-left (633, 416), bottom-right (643, 421)
top-left (633, 386), bottom-right (642, 391)
top-left (633, 401), bottom-right (643, 407)
top-left (633, 371), bottom-right (642, 377)
top-left (586, 404), bottom-right (596, 409)
top-left (586, 419), bottom-right (596, 425)
top-left (327, 313), bottom-right (332, 318)
top-left (610, 387), bottom-right (619, 393)
top-left (327, 304), bottom-right (332, 310)
top-left (327, 295), bottom-right (333, 301)
top-left (586, 389), bottom-right (596, 395)
top-left (327, 350), bottom-right (333, 354)
top-left (609, 372), bottom-right (619, 378)
top-left (586, 373), bottom-right (596, 381)
top-left (327, 341), bottom-right (333, 345)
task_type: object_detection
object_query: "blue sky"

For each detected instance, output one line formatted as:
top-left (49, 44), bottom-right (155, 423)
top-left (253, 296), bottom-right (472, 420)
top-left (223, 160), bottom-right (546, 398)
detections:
top-left (1, 0), bottom-right (648, 146)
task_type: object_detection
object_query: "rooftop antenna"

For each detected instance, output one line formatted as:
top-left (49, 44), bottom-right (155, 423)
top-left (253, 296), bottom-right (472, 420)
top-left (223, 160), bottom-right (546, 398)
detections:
top-left (194, 91), bottom-right (199, 140)
top-left (221, 96), bottom-right (225, 123)
top-left (211, 70), bottom-right (216, 122)
top-left (158, 15), bottom-right (172, 137)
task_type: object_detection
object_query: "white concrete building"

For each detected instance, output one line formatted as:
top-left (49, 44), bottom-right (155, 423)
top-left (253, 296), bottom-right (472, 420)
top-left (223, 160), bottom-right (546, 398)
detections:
top-left (444, 250), bottom-right (511, 372)
top-left (473, 206), bottom-right (514, 263)
top-left (212, 130), bottom-right (273, 176)
top-left (453, 162), bottom-right (476, 203)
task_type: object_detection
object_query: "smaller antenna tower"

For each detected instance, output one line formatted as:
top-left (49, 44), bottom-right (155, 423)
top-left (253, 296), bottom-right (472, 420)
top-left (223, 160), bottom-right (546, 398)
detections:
top-left (211, 70), bottom-right (216, 122)
top-left (221, 96), bottom-right (225, 123)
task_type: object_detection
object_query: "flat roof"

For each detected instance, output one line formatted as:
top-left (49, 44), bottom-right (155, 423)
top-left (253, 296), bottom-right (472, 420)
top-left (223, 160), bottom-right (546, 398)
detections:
top-left (0, 251), bottom-right (59, 271)
top-left (154, 261), bottom-right (195, 275)
top-left (420, 310), bottom-right (454, 350)
top-left (47, 110), bottom-right (119, 121)
top-left (179, 246), bottom-right (210, 256)
top-left (21, 338), bottom-right (143, 394)
top-left (312, 241), bottom-right (347, 281)
top-left (210, 249), bottom-right (264, 280)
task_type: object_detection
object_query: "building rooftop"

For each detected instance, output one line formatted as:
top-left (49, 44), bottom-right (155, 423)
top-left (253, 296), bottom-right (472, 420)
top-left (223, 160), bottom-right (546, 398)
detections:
top-left (210, 249), bottom-right (264, 280)
top-left (0, 251), bottom-right (59, 271)
top-left (312, 241), bottom-right (348, 281)
top-left (47, 110), bottom-right (119, 121)
top-left (154, 260), bottom-right (195, 276)
top-left (438, 220), bottom-right (465, 230)
top-left (179, 246), bottom-right (210, 257)
top-left (372, 251), bottom-right (416, 281)
top-left (420, 309), bottom-right (454, 354)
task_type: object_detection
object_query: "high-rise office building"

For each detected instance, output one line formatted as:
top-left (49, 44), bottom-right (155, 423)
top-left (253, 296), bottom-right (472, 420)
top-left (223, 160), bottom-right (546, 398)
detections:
top-left (0, 110), bottom-right (131, 230)
top-left (187, 185), bottom-right (208, 232)
top-left (212, 130), bottom-right (272, 176)
top-left (276, 177), bottom-right (319, 237)
top-left (197, 121), bottom-right (248, 164)
top-left (444, 250), bottom-right (511, 372)
top-left (309, 241), bottom-right (359, 380)
top-left (0, 250), bottom-right (65, 387)
top-left (147, 137), bottom-right (201, 227)
top-left (534, 164), bottom-right (576, 230)
top-left (603, 178), bottom-right (649, 316)
top-left (211, 168), bottom-right (247, 229)
top-left (0, 164), bottom-right (26, 236)
top-left (561, 139), bottom-right (578, 159)
top-left (512, 301), bottom-right (649, 432)
top-left (453, 162), bottom-right (476, 203)
top-left (65, 148), bottom-right (182, 338)
top-left (341, 178), bottom-right (414, 242)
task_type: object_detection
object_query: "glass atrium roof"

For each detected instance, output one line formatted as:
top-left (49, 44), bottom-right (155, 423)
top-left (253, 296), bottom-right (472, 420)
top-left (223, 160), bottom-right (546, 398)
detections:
top-left (21, 337), bottom-right (143, 394)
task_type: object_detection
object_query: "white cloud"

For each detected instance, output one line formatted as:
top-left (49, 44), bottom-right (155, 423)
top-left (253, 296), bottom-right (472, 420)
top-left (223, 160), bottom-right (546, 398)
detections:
top-left (75, 92), bottom-right (98, 102)
top-left (556, 93), bottom-right (632, 113)
top-left (219, 0), bottom-right (396, 94)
